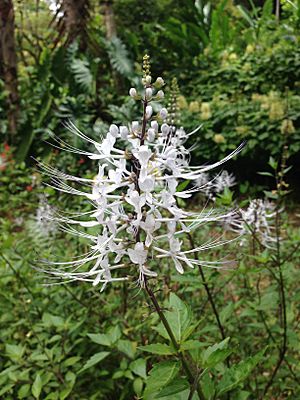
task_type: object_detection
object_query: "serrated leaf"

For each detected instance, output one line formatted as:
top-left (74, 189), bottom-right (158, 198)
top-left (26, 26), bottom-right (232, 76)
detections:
top-left (202, 338), bottom-right (232, 368)
top-left (130, 358), bottom-right (147, 379)
top-left (117, 340), bottom-right (136, 359)
top-left (144, 361), bottom-right (180, 396)
top-left (180, 340), bottom-right (206, 351)
top-left (79, 352), bottom-right (110, 373)
top-left (5, 344), bottom-right (25, 361)
top-left (32, 373), bottom-right (42, 399)
top-left (155, 378), bottom-right (189, 398)
top-left (217, 348), bottom-right (266, 395)
top-left (87, 333), bottom-right (111, 346)
top-left (139, 343), bottom-right (175, 355)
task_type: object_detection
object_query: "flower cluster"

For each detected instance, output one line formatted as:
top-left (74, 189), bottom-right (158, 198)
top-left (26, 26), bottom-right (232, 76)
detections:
top-left (227, 199), bottom-right (278, 248)
top-left (195, 170), bottom-right (236, 199)
top-left (40, 56), bottom-right (244, 290)
top-left (35, 195), bottom-right (58, 237)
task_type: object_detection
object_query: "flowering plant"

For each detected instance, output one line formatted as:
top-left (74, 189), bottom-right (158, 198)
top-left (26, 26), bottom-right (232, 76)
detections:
top-left (40, 55), bottom-right (244, 291)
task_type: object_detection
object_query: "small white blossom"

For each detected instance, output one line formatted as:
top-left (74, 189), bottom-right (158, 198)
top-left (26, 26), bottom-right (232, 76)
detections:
top-left (157, 90), bottom-right (164, 99)
top-left (160, 108), bottom-right (168, 120)
top-left (129, 88), bottom-right (137, 97)
top-left (145, 105), bottom-right (153, 119)
top-left (145, 87), bottom-right (153, 99)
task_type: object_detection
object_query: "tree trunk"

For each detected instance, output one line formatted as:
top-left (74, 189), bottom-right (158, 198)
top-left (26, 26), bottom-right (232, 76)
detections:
top-left (61, 0), bottom-right (90, 46)
top-left (101, 0), bottom-right (116, 40)
top-left (0, 0), bottom-right (19, 138)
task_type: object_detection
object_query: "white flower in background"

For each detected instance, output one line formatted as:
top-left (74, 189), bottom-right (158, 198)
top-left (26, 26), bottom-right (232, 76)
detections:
top-left (227, 199), bottom-right (278, 247)
top-left (195, 170), bottom-right (236, 199)
top-left (38, 55), bottom-right (244, 290)
top-left (35, 195), bottom-right (57, 237)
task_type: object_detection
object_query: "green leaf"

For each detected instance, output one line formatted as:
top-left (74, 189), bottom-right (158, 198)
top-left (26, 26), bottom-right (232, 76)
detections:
top-left (5, 344), bottom-right (25, 361)
top-left (87, 333), bottom-right (111, 346)
top-left (18, 384), bottom-right (31, 399)
top-left (79, 351), bottom-right (110, 373)
top-left (180, 340), bottom-right (206, 351)
top-left (144, 361), bottom-right (180, 396)
top-left (257, 171), bottom-right (274, 177)
top-left (63, 356), bottom-right (81, 367)
top-left (155, 378), bottom-right (189, 398)
top-left (164, 293), bottom-right (192, 343)
top-left (201, 372), bottom-right (215, 400)
top-left (133, 377), bottom-right (144, 396)
top-left (42, 313), bottom-right (64, 328)
top-left (202, 338), bottom-right (232, 368)
top-left (109, 325), bottom-right (122, 344)
top-left (139, 343), bottom-right (175, 355)
top-left (32, 373), bottom-right (42, 399)
top-left (217, 348), bottom-right (267, 395)
top-left (117, 340), bottom-right (137, 359)
top-left (130, 358), bottom-right (147, 379)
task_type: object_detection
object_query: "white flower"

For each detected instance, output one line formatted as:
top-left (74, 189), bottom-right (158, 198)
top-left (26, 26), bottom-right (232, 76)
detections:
top-left (109, 124), bottom-right (119, 137)
top-left (156, 77), bottom-right (164, 87)
top-left (146, 105), bottom-right (153, 119)
top-left (160, 108), bottom-right (168, 119)
top-left (129, 88), bottom-right (137, 97)
top-left (157, 90), bottom-right (164, 99)
top-left (145, 87), bottom-right (153, 99)
top-left (120, 126), bottom-right (129, 139)
top-left (128, 242), bottom-right (148, 265)
top-left (38, 66), bottom-right (244, 290)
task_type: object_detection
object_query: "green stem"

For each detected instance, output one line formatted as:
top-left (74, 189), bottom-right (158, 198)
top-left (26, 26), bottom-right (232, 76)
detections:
top-left (144, 278), bottom-right (206, 400)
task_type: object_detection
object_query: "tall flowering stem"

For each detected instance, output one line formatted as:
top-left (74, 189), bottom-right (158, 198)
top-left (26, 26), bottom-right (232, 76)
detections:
top-left (144, 278), bottom-right (206, 399)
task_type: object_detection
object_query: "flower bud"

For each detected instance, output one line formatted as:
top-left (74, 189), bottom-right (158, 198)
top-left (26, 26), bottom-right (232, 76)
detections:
top-left (156, 77), bottom-right (164, 87)
top-left (145, 88), bottom-right (153, 99)
top-left (109, 124), bottom-right (119, 137)
top-left (132, 121), bottom-right (139, 133)
top-left (129, 88), bottom-right (137, 98)
top-left (145, 75), bottom-right (151, 84)
top-left (120, 126), bottom-right (129, 139)
top-left (147, 128), bottom-right (156, 142)
top-left (151, 120), bottom-right (159, 132)
top-left (159, 108), bottom-right (168, 120)
top-left (157, 90), bottom-right (164, 99)
top-left (145, 105), bottom-right (153, 119)
top-left (161, 123), bottom-right (170, 136)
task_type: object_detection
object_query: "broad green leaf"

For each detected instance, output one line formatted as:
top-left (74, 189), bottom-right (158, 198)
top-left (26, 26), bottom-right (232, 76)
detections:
top-left (202, 338), bottom-right (232, 368)
top-left (79, 352), bottom-right (110, 373)
top-left (139, 343), bottom-right (175, 355)
top-left (217, 348), bottom-right (266, 395)
top-left (117, 339), bottom-right (137, 359)
top-left (180, 340), bottom-right (207, 351)
top-left (144, 361), bottom-right (180, 396)
top-left (63, 356), bottom-right (81, 367)
top-left (155, 378), bottom-right (189, 398)
top-left (32, 373), bottom-right (42, 399)
top-left (163, 293), bottom-right (192, 343)
top-left (133, 377), bottom-right (144, 396)
top-left (204, 349), bottom-right (232, 368)
top-left (201, 372), bottom-right (215, 400)
top-left (5, 344), bottom-right (25, 361)
top-left (42, 313), bottom-right (64, 328)
top-left (130, 358), bottom-right (147, 379)
top-left (87, 333), bottom-right (111, 346)
top-left (18, 383), bottom-right (31, 399)
top-left (109, 325), bottom-right (122, 344)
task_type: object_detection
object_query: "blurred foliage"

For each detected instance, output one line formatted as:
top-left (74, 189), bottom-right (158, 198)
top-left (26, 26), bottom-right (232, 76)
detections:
top-left (1, 0), bottom-right (300, 398)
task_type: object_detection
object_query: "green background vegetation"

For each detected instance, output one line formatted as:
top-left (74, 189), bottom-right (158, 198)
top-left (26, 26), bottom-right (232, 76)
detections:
top-left (1, 0), bottom-right (300, 399)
